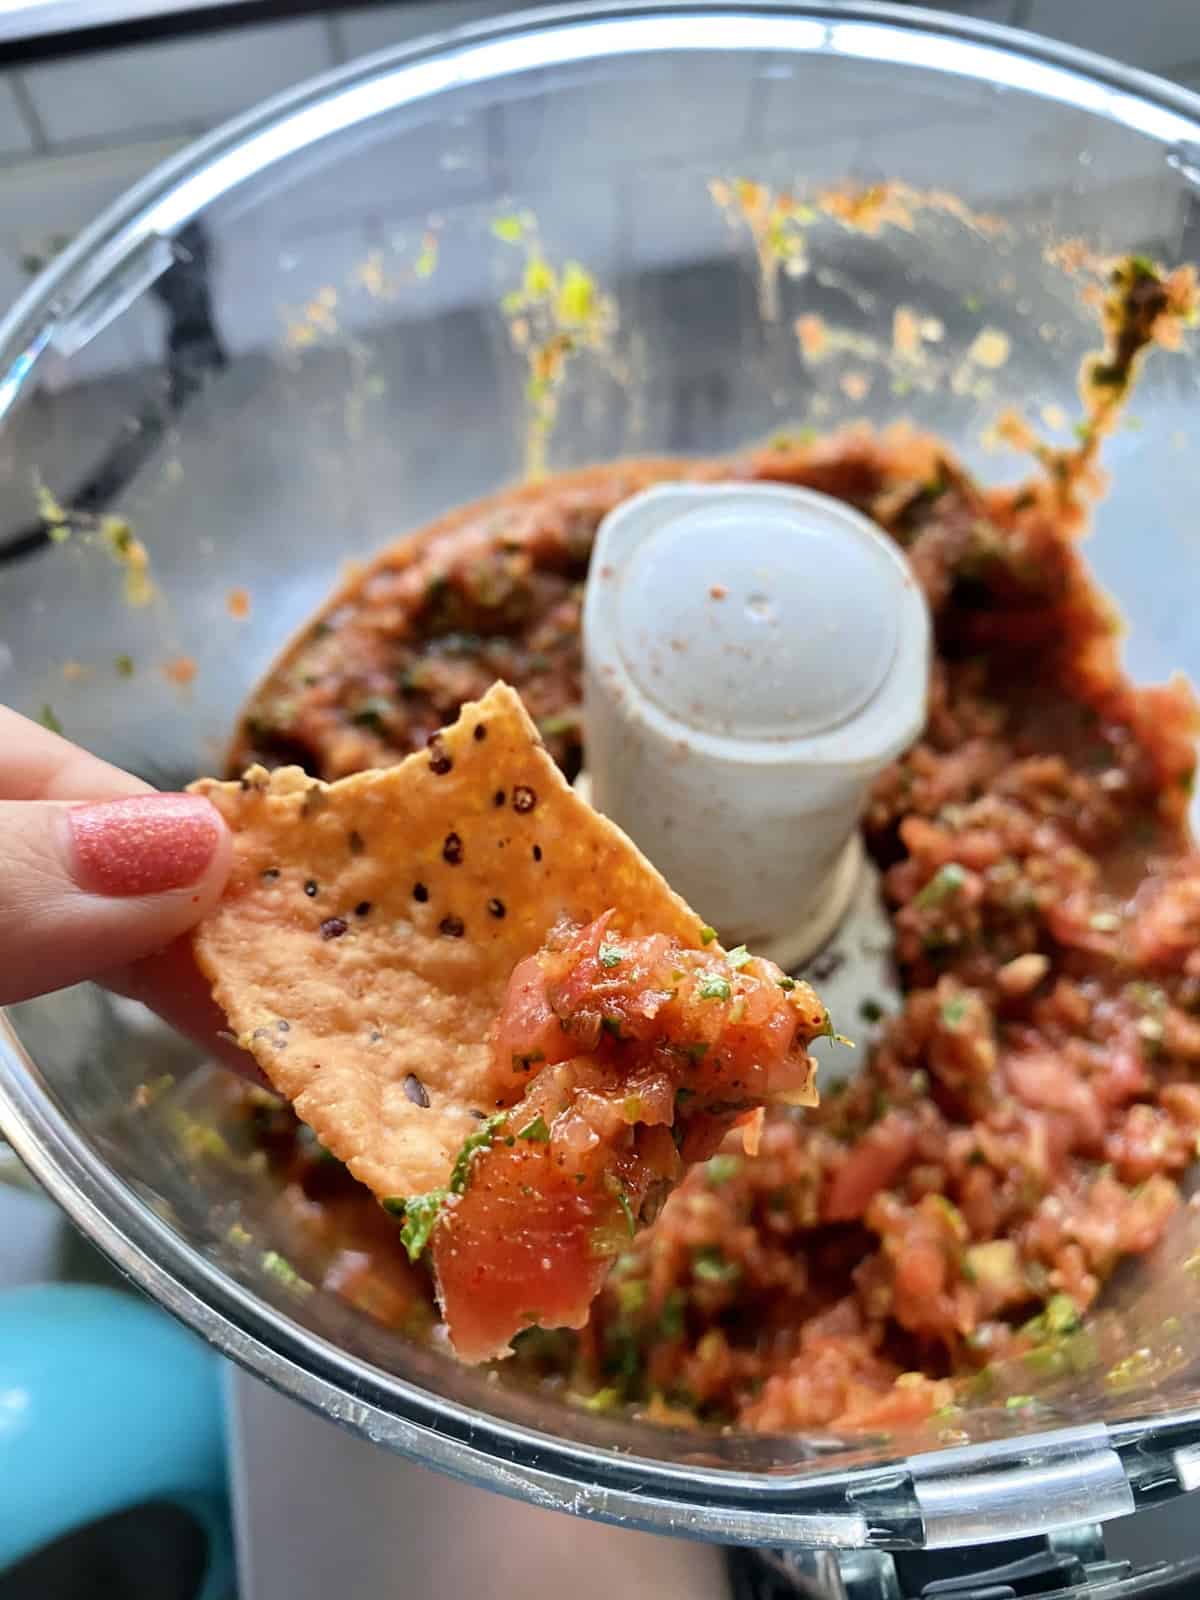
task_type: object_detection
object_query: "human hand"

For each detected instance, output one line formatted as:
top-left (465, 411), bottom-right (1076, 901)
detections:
top-left (0, 704), bottom-right (248, 1070)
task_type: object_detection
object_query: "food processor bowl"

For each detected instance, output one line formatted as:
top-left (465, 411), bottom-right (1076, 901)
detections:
top-left (3, 1), bottom-right (1200, 1551)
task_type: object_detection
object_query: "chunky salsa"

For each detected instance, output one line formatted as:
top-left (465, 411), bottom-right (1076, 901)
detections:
top-left (431, 913), bottom-right (826, 1361)
top-left (224, 259), bottom-right (1200, 1430)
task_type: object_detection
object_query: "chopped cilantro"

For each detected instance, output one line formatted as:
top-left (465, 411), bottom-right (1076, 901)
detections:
top-left (941, 995), bottom-right (969, 1029)
top-left (598, 941), bottom-right (625, 969)
top-left (726, 945), bottom-right (752, 969)
top-left (699, 925), bottom-right (718, 945)
top-left (38, 704), bottom-right (63, 735)
top-left (616, 1188), bottom-right (636, 1237)
top-left (692, 1246), bottom-right (740, 1285)
top-left (518, 1113), bottom-right (550, 1142)
top-left (914, 862), bottom-right (967, 909)
top-left (698, 975), bottom-right (732, 1002)
top-left (114, 653), bottom-right (135, 678)
top-left (397, 1190), bottom-right (448, 1261)
top-left (351, 696), bottom-right (392, 729)
top-left (616, 1278), bottom-right (646, 1317)
top-left (659, 1289), bottom-right (686, 1338)
top-left (601, 1015), bottom-right (623, 1038)
top-left (450, 1111), bottom-right (508, 1193)
top-left (777, 975), bottom-right (796, 991)
top-left (580, 1385), bottom-right (622, 1413)
top-left (261, 1250), bottom-right (311, 1293)
top-left (380, 1196), bottom-right (407, 1217)
top-left (706, 1154), bottom-right (742, 1187)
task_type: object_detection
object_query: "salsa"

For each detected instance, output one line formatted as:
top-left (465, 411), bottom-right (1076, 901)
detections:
top-left (430, 913), bottom-right (827, 1361)
top-left (226, 262), bottom-right (1200, 1430)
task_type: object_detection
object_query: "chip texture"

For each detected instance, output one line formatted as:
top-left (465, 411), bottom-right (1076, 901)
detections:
top-left (192, 683), bottom-right (706, 1199)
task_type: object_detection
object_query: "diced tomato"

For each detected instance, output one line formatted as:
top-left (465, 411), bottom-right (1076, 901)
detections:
top-left (434, 913), bottom-right (830, 1360)
top-left (823, 1111), bottom-right (917, 1223)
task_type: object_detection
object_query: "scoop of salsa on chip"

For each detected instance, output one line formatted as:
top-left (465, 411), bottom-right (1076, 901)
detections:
top-left (192, 683), bottom-right (830, 1361)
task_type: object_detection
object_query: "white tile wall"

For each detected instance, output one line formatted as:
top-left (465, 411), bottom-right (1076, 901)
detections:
top-left (19, 18), bottom-right (333, 145)
top-left (337, 0), bottom-right (511, 60)
top-left (0, 79), bottom-right (36, 158)
top-left (1025, 0), bottom-right (1200, 78)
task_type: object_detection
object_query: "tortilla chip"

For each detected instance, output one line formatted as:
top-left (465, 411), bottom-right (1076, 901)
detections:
top-left (192, 683), bottom-right (707, 1200)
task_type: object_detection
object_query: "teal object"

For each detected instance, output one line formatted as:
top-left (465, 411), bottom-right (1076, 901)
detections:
top-left (0, 1283), bottom-right (232, 1599)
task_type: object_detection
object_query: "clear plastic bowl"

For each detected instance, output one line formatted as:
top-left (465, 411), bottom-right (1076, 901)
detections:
top-left (3, 1), bottom-right (1200, 1550)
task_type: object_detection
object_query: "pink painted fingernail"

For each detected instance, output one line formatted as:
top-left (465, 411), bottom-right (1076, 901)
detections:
top-left (68, 794), bottom-right (223, 897)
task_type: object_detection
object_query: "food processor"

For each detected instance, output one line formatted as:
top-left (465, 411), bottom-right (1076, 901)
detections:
top-left (3, 3), bottom-right (1200, 1594)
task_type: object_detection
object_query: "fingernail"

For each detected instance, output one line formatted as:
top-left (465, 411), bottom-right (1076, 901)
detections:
top-left (68, 794), bottom-right (223, 897)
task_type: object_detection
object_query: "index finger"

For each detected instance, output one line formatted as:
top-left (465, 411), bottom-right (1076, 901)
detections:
top-left (0, 706), bottom-right (151, 803)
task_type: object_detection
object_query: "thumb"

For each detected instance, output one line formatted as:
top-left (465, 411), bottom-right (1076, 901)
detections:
top-left (0, 793), bottom-right (231, 1006)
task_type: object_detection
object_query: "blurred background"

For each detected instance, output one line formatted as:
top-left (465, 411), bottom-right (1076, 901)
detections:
top-left (1, 0), bottom-right (1199, 338)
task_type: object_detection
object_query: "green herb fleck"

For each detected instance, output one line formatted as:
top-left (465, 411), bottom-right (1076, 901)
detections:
top-left (616, 1188), bottom-right (636, 1237)
top-left (1004, 1393), bottom-right (1034, 1410)
top-left (351, 696), bottom-right (392, 729)
top-left (659, 1289), bottom-right (686, 1338)
top-left (396, 1190), bottom-right (448, 1261)
top-left (726, 945), bottom-right (752, 970)
top-left (580, 1385), bottom-right (621, 1413)
top-left (518, 1114), bottom-right (551, 1142)
top-left (706, 1154), bottom-right (742, 1187)
top-left (261, 1250), bottom-right (311, 1294)
top-left (114, 653), bottom-right (135, 678)
top-left (777, 975), bottom-right (796, 992)
top-left (450, 1111), bottom-right (508, 1193)
top-left (915, 861), bottom-right (967, 909)
top-left (692, 1246), bottom-right (740, 1285)
top-left (381, 1196), bottom-right (407, 1217)
top-left (599, 941), bottom-right (625, 969)
top-left (601, 1016), bottom-right (623, 1039)
top-left (941, 995), bottom-right (969, 1029)
top-left (491, 214), bottom-right (526, 243)
top-left (616, 1278), bottom-right (646, 1317)
top-left (38, 704), bottom-right (63, 735)
top-left (699, 925), bottom-right (718, 945)
top-left (698, 975), bottom-right (732, 1002)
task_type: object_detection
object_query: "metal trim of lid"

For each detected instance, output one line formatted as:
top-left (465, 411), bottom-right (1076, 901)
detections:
top-left (3, 0), bottom-right (1200, 1553)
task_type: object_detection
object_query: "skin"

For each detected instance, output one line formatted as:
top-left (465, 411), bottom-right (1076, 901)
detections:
top-left (0, 704), bottom-right (254, 1076)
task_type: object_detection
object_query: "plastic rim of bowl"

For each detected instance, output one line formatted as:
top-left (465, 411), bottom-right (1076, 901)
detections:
top-left (4, 1), bottom-right (1200, 1551)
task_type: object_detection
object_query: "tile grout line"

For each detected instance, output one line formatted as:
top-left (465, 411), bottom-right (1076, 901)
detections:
top-left (325, 12), bottom-right (349, 67)
top-left (6, 70), bottom-right (49, 156)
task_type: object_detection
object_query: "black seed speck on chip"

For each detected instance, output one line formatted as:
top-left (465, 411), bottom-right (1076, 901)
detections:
top-left (304, 879), bottom-right (319, 897)
top-left (532, 844), bottom-right (543, 862)
top-left (413, 882), bottom-right (429, 902)
top-left (348, 830), bottom-right (365, 855)
top-left (262, 867), bottom-right (280, 880)
top-left (439, 914), bottom-right (465, 938)
top-left (493, 789), bottom-right (506, 807)
top-left (442, 831), bottom-right (463, 865)
top-left (512, 785), bottom-right (537, 813)
top-left (404, 1072), bottom-right (431, 1108)
top-left (427, 734), bottom-right (453, 775)
top-left (487, 897), bottom-right (506, 919)
top-left (355, 901), bottom-right (372, 918)
top-left (320, 917), bottom-right (348, 940)
top-left (473, 723), bottom-right (487, 742)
